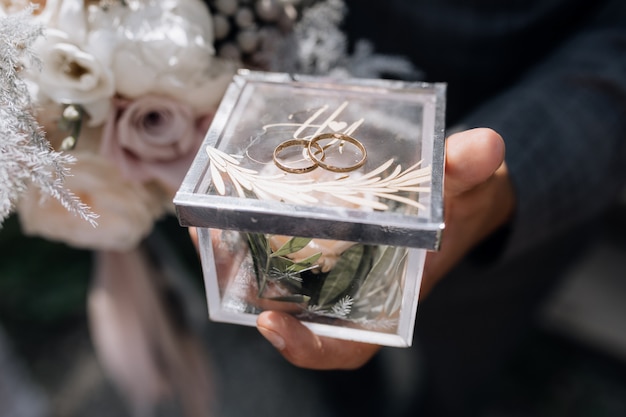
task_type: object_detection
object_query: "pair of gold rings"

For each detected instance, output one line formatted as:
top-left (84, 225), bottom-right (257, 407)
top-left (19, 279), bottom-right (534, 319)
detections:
top-left (273, 133), bottom-right (367, 174)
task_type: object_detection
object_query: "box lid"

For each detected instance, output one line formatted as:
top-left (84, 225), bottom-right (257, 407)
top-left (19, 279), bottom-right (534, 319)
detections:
top-left (174, 70), bottom-right (446, 250)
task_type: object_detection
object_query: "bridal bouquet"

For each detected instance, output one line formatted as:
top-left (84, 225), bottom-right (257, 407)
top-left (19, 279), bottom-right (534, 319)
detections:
top-left (3, 0), bottom-right (356, 251)
top-left (4, 0), bottom-right (233, 250)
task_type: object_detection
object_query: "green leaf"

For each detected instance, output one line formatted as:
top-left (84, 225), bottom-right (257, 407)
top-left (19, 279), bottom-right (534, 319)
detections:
top-left (270, 236), bottom-right (312, 257)
top-left (246, 233), bottom-right (270, 260)
top-left (245, 233), bottom-right (271, 289)
top-left (316, 245), bottom-right (368, 308)
top-left (262, 294), bottom-right (311, 304)
top-left (270, 255), bottom-right (297, 271)
top-left (369, 246), bottom-right (404, 283)
top-left (351, 246), bottom-right (408, 317)
top-left (264, 257), bottom-right (304, 292)
top-left (289, 252), bottom-right (322, 271)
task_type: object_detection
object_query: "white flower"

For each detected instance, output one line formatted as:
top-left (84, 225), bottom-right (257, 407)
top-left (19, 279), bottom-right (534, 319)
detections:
top-left (269, 235), bottom-right (357, 273)
top-left (37, 0), bottom-right (88, 38)
top-left (87, 0), bottom-right (234, 113)
top-left (32, 27), bottom-right (115, 125)
top-left (17, 152), bottom-right (167, 251)
top-left (0, 0), bottom-right (90, 37)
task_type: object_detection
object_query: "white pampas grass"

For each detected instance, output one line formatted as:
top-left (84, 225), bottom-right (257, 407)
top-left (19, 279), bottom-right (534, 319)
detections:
top-left (0, 7), bottom-right (97, 227)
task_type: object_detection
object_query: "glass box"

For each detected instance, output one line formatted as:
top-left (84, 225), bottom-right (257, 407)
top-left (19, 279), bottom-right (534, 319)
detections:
top-left (174, 70), bottom-right (446, 347)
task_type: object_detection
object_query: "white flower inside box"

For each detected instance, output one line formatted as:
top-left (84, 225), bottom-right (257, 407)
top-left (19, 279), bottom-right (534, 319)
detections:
top-left (174, 70), bottom-right (446, 347)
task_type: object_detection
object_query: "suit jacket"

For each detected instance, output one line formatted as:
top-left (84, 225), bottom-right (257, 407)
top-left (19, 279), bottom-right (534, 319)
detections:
top-left (346, 0), bottom-right (626, 261)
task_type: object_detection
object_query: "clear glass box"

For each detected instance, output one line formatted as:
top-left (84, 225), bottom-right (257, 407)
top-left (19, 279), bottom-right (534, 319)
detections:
top-left (174, 70), bottom-right (446, 347)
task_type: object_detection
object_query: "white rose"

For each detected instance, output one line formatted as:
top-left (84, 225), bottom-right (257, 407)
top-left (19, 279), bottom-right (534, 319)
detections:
top-left (33, 28), bottom-right (115, 125)
top-left (87, 0), bottom-right (234, 113)
top-left (37, 0), bottom-right (88, 39)
top-left (17, 152), bottom-right (166, 251)
top-left (2, 0), bottom-right (91, 38)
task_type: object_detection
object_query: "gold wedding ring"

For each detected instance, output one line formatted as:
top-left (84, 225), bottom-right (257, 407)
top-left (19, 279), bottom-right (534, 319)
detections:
top-left (273, 139), bottom-right (325, 174)
top-left (308, 133), bottom-right (367, 173)
top-left (273, 133), bottom-right (367, 174)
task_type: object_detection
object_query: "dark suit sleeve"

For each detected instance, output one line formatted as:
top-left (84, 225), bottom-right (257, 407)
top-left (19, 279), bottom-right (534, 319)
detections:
top-left (459, 1), bottom-right (626, 260)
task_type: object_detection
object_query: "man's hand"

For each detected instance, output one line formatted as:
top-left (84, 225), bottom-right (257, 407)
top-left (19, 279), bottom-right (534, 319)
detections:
top-left (256, 128), bottom-right (516, 369)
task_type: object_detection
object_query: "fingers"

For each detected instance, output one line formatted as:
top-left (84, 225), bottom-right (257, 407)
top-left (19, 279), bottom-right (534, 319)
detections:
top-left (257, 311), bottom-right (380, 370)
top-left (445, 128), bottom-right (505, 196)
top-left (419, 129), bottom-right (514, 298)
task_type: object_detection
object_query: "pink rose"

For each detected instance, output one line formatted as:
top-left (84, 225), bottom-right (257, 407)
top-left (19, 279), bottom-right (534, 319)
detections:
top-left (100, 95), bottom-right (212, 194)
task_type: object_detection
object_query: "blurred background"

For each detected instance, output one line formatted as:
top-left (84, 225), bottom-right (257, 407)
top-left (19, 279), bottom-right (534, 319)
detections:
top-left (1, 195), bottom-right (626, 417)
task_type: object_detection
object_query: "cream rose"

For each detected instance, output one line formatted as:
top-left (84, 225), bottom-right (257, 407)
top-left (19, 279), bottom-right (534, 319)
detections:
top-left (99, 95), bottom-right (211, 194)
top-left (17, 152), bottom-right (166, 251)
top-left (32, 27), bottom-right (115, 125)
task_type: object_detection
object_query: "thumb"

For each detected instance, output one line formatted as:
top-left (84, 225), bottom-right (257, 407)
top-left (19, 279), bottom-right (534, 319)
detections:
top-left (257, 311), bottom-right (379, 370)
top-left (445, 128), bottom-right (506, 196)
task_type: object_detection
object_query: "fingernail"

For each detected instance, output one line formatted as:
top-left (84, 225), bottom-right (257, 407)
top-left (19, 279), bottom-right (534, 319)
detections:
top-left (258, 327), bottom-right (286, 351)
